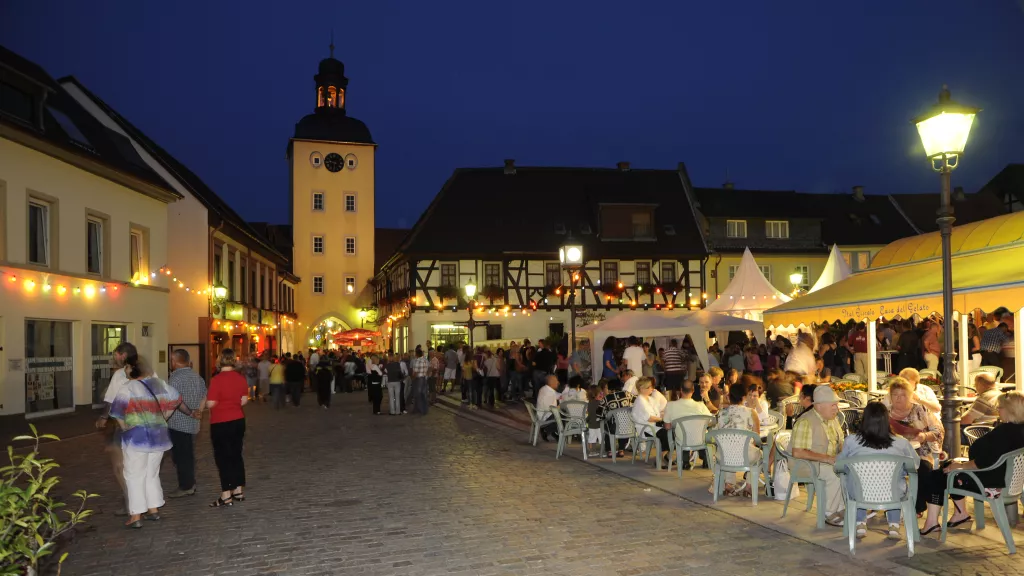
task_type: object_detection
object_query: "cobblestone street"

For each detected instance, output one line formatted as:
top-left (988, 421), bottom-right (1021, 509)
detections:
top-left (24, 392), bottom-right (1005, 575)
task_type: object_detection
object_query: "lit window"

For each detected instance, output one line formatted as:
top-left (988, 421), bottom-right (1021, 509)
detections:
top-left (345, 237), bottom-right (356, 255)
top-left (842, 251), bottom-right (872, 272)
top-left (129, 229), bottom-right (145, 281)
top-left (28, 201), bottom-right (50, 266)
top-left (87, 218), bottom-right (103, 275)
top-left (312, 192), bottom-right (324, 211)
top-left (631, 212), bottom-right (653, 238)
top-left (345, 276), bottom-right (356, 294)
top-left (795, 265), bottom-right (810, 290)
top-left (345, 194), bottom-right (355, 212)
top-left (726, 220), bottom-right (747, 238)
top-left (313, 235), bottom-right (324, 254)
top-left (636, 262), bottom-right (651, 285)
top-left (313, 276), bottom-right (324, 294)
top-left (545, 263), bottom-right (560, 287)
top-left (766, 220), bottom-right (789, 239)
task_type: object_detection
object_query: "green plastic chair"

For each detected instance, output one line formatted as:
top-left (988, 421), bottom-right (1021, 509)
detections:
top-left (835, 454), bottom-right (920, 557)
top-left (775, 439), bottom-right (827, 529)
top-left (941, 446), bottom-right (1024, 554)
top-left (707, 428), bottom-right (762, 506)
top-left (667, 415), bottom-right (714, 477)
top-left (523, 402), bottom-right (542, 446)
top-left (549, 406), bottom-right (588, 460)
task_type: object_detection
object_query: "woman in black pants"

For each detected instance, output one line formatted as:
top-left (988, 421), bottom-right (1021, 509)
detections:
top-left (367, 356), bottom-right (384, 415)
top-left (205, 349), bottom-right (249, 507)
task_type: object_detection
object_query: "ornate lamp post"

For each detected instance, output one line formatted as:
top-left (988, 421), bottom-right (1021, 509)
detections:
top-left (358, 308), bottom-right (368, 328)
top-left (559, 237), bottom-right (584, 354)
top-left (789, 269), bottom-right (804, 298)
top-left (914, 85), bottom-right (979, 458)
top-left (465, 279), bottom-right (478, 348)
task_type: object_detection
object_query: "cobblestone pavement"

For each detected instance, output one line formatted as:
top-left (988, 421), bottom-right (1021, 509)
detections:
top-left (31, 393), bottom-right (917, 575)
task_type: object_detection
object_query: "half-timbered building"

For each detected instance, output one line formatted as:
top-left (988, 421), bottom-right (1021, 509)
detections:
top-left (375, 161), bottom-right (709, 351)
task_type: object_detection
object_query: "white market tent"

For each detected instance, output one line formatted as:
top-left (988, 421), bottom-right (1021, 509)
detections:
top-left (809, 244), bottom-right (853, 293)
top-left (676, 310), bottom-right (768, 374)
top-left (704, 248), bottom-right (791, 321)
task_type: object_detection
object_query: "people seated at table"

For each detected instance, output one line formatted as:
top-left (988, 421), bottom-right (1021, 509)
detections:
top-left (790, 386), bottom-right (847, 527)
top-left (837, 402), bottom-right (920, 539)
top-left (788, 383), bottom-right (817, 426)
top-left (885, 377), bottom-right (944, 462)
top-left (560, 375), bottom-right (587, 402)
top-left (621, 370), bottom-right (639, 396)
top-left (895, 368), bottom-right (941, 413)
top-left (699, 372), bottom-right (722, 413)
top-left (713, 376), bottom-right (762, 497)
top-left (631, 377), bottom-right (671, 466)
top-left (960, 372), bottom-right (1002, 426)
top-left (597, 378), bottom-right (634, 458)
top-left (535, 375), bottom-right (560, 442)
top-left (920, 391), bottom-right (1024, 535)
top-left (663, 380), bottom-right (713, 469)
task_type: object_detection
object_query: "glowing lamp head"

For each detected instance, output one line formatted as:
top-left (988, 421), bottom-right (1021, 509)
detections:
top-left (213, 284), bottom-right (228, 301)
top-left (358, 309), bottom-right (368, 319)
top-left (326, 320), bottom-right (333, 328)
top-left (464, 280), bottom-right (477, 299)
top-left (559, 238), bottom-right (584, 268)
top-left (789, 271), bottom-right (803, 286)
top-left (914, 85), bottom-right (979, 162)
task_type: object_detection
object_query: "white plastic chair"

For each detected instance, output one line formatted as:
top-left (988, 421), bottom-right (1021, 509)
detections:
top-left (843, 373), bottom-right (865, 384)
top-left (941, 446), bottom-right (1024, 554)
top-left (707, 428), bottom-right (762, 506)
top-left (843, 390), bottom-right (866, 408)
top-left (549, 406), bottom-right (587, 460)
top-left (605, 407), bottom-right (636, 464)
top-left (835, 454), bottom-right (920, 557)
top-left (667, 415), bottom-right (713, 477)
top-left (523, 402), bottom-right (541, 446)
top-left (776, 439), bottom-right (827, 529)
top-left (560, 400), bottom-right (588, 444)
top-left (971, 365), bottom-right (1004, 382)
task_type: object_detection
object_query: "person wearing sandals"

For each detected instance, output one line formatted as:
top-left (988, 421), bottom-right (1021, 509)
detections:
top-left (837, 402), bottom-right (920, 540)
top-left (713, 377), bottom-right (762, 496)
top-left (790, 386), bottom-right (846, 527)
top-left (205, 349), bottom-right (250, 507)
top-left (108, 353), bottom-right (181, 529)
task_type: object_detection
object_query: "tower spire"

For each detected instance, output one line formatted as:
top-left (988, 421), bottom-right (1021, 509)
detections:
top-left (329, 30), bottom-right (335, 58)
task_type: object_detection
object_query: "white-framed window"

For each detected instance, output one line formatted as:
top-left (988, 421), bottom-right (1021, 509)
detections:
top-left (312, 235), bottom-right (324, 254)
top-left (345, 275), bottom-right (356, 294)
top-left (842, 250), bottom-right (872, 272)
top-left (635, 261), bottom-right (651, 285)
top-left (726, 219), bottom-right (747, 238)
top-left (345, 194), bottom-right (356, 212)
top-left (660, 262), bottom-right (676, 284)
top-left (345, 236), bottom-right (355, 255)
top-left (28, 201), bottom-right (50, 266)
top-left (312, 192), bottom-right (324, 211)
top-left (129, 229), bottom-right (144, 280)
top-left (313, 276), bottom-right (324, 294)
top-left (759, 265), bottom-right (771, 282)
top-left (795, 265), bottom-right (810, 291)
top-left (766, 220), bottom-right (789, 239)
top-left (728, 265), bottom-right (738, 281)
top-left (86, 217), bottom-right (103, 275)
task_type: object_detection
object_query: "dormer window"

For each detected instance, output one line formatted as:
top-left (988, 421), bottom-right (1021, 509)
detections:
top-left (765, 220), bottom-right (789, 239)
top-left (631, 212), bottom-right (653, 238)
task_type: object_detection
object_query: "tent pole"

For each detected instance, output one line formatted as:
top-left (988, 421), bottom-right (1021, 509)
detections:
top-left (867, 320), bottom-right (877, 393)
top-left (958, 313), bottom-right (968, 396)
top-left (1016, 307), bottom-right (1023, 392)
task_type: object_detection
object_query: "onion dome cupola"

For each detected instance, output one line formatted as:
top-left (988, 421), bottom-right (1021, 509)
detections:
top-left (293, 40), bottom-right (374, 144)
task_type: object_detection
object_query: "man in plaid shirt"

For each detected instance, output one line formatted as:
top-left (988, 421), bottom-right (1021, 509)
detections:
top-left (411, 347), bottom-right (430, 415)
top-left (166, 349), bottom-right (207, 498)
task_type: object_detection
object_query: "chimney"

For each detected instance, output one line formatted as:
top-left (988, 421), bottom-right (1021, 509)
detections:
top-left (852, 185), bottom-right (865, 202)
top-left (503, 159), bottom-right (516, 175)
top-left (954, 186), bottom-right (966, 201)
top-left (723, 181), bottom-right (735, 190)
top-left (616, 161), bottom-right (631, 172)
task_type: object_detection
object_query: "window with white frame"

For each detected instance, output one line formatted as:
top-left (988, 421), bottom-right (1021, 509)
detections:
top-left (345, 194), bottom-right (356, 212)
top-left (484, 263), bottom-right (501, 287)
top-left (545, 262), bottom-right (561, 287)
top-left (312, 191), bottom-right (324, 211)
top-left (726, 220), bottom-right (747, 238)
top-left (795, 265), bottom-right (810, 290)
top-left (766, 220), bottom-right (789, 239)
top-left (759, 265), bottom-right (771, 282)
top-left (87, 217), bottom-right (103, 275)
top-left (313, 276), bottom-right (324, 294)
top-left (345, 236), bottom-right (355, 255)
top-left (660, 261), bottom-right (676, 284)
top-left (635, 262), bottom-right (651, 285)
top-left (313, 235), bottom-right (324, 254)
top-left (728, 265), bottom-right (739, 281)
top-left (28, 201), bottom-right (50, 265)
top-left (602, 261), bottom-right (619, 286)
top-left (345, 276), bottom-right (356, 294)
top-left (841, 250), bottom-right (872, 272)
top-left (440, 264), bottom-right (456, 287)
top-left (129, 229), bottom-right (145, 280)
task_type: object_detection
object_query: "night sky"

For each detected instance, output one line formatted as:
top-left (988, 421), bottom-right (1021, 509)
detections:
top-left (3, 1), bottom-right (1023, 228)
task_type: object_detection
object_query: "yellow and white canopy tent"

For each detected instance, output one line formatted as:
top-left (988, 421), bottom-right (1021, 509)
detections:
top-left (809, 244), bottom-right (853, 293)
top-left (704, 247), bottom-right (791, 321)
top-left (764, 211), bottom-right (1024, 393)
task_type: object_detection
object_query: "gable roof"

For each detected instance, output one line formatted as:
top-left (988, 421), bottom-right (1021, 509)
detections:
top-left (391, 165), bottom-right (708, 263)
top-left (61, 75), bottom-right (288, 264)
top-left (694, 187), bottom-right (813, 219)
top-left (374, 228), bottom-right (408, 272)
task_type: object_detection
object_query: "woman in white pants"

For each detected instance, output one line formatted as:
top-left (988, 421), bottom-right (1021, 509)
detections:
top-left (109, 354), bottom-right (182, 528)
top-left (384, 354), bottom-right (408, 415)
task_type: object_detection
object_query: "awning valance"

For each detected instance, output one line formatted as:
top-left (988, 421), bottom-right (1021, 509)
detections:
top-left (764, 243), bottom-right (1024, 327)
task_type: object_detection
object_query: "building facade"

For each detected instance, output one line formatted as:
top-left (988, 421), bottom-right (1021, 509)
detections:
top-left (0, 46), bottom-right (180, 418)
top-left (288, 51), bottom-right (376, 347)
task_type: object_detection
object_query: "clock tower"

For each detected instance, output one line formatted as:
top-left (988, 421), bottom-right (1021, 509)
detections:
top-left (288, 45), bottom-right (376, 346)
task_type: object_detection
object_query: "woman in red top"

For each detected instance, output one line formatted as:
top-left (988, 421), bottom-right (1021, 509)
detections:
top-left (205, 348), bottom-right (249, 507)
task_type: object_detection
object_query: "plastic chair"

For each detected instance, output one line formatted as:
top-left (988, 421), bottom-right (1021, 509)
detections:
top-left (971, 365), bottom-right (1004, 383)
top-left (963, 425), bottom-right (994, 447)
top-left (707, 428), bottom-right (762, 506)
top-left (840, 408), bottom-right (863, 435)
top-left (844, 373), bottom-right (866, 384)
top-left (941, 446), bottom-right (1024, 554)
top-left (876, 371), bottom-right (889, 381)
top-left (605, 407), bottom-right (636, 464)
top-left (667, 415), bottom-right (713, 477)
top-left (919, 369), bottom-right (941, 381)
top-left (776, 440), bottom-right (827, 529)
top-left (560, 400), bottom-right (588, 444)
top-left (843, 390), bottom-right (866, 408)
top-left (835, 455), bottom-right (920, 557)
top-left (524, 402), bottom-right (542, 446)
top-left (632, 422), bottom-right (663, 469)
top-left (549, 406), bottom-right (587, 460)
top-left (777, 396), bottom-right (800, 428)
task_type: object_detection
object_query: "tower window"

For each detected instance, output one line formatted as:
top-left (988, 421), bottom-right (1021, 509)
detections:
top-left (345, 194), bottom-right (355, 212)
top-left (345, 276), bottom-right (356, 294)
top-left (313, 235), bottom-right (324, 254)
top-left (345, 236), bottom-right (356, 255)
top-left (317, 86), bottom-right (324, 108)
top-left (313, 276), bottom-right (324, 294)
top-left (327, 86), bottom-right (337, 107)
top-left (312, 191), bottom-right (324, 211)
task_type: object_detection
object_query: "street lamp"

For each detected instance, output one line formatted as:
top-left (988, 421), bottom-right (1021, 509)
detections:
top-left (560, 237), bottom-right (584, 354)
top-left (465, 279), bottom-right (479, 347)
top-left (914, 84), bottom-right (979, 458)
top-left (789, 270), bottom-right (803, 287)
top-left (212, 283), bottom-right (228, 303)
top-left (358, 308), bottom-right (368, 328)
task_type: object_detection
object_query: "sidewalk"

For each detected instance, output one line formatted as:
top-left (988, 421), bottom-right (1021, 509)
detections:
top-left (434, 391), bottom-right (1024, 576)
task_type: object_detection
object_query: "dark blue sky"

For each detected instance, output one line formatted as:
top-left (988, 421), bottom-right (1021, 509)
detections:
top-left (3, 1), bottom-right (1023, 228)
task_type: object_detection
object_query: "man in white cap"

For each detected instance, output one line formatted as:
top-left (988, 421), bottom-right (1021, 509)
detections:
top-left (790, 385), bottom-right (846, 526)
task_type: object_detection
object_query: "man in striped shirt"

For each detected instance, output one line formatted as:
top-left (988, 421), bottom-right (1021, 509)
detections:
top-left (661, 339), bottom-right (686, 392)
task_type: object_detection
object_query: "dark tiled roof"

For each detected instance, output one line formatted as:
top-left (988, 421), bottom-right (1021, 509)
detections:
top-left (375, 228), bottom-right (408, 271)
top-left (890, 191), bottom-right (1005, 233)
top-left (394, 166), bottom-right (707, 260)
top-left (814, 193), bottom-right (915, 246)
top-left (694, 187), bottom-right (811, 218)
top-left (294, 110), bottom-right (373, 144)
top-left (61, 76), bottom-right (288, 263)
top-left (1, 46), bottom-right (175, 195)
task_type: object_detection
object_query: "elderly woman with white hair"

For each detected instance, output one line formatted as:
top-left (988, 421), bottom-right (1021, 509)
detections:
top-left (631, 377), bottom-right (671, 466)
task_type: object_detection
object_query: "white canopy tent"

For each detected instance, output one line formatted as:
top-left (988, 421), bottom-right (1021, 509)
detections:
top-left (808, 244), bottom-right (853, 293)
top-left (704, 248), bottom-right (790, 320)
top-left (675, 311), bottom-right (768, 374)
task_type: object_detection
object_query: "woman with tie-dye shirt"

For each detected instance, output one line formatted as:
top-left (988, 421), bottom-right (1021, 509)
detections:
top-left (109, 354), bottom-right (181, 529)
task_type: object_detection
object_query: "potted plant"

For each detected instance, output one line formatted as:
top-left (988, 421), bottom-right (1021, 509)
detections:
top-left (481, 285), bottom-right (504, 302)
top-left (435, 285), bottom-right (459, 302)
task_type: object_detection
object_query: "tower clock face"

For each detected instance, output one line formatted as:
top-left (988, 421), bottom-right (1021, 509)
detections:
top-left (324, 153), bottom-right (344, 172)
